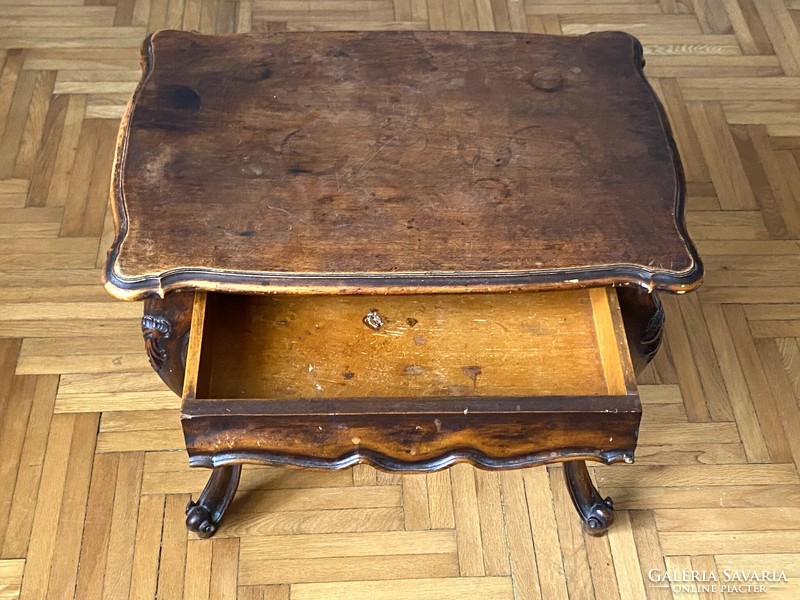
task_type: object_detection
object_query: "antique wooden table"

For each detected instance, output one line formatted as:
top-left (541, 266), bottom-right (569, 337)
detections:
top-left (104, 30), bottom-right (702, 538)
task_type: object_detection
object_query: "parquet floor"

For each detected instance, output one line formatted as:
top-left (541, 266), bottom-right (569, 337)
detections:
top-left (1, 1), bottom-right (800, 599)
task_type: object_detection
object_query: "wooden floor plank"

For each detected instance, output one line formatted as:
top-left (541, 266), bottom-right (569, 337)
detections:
top-left (547, 466), bottom-right (595, 600)
top-left (655, 77), bottom-right (710, 183)
top-left (45, 93), bottom-right (85, 207)
top-left (473, 469), bottom-right (510, 576)
top-left (42, 412), bottom-right (98, 600)
top-left (290, 577), bottom-right (515, 600)
top-left (700, 302), bottom-right (771, 462)
top-left (674, 293), bottom-right (733, 421)
top-left (0, 49), bottom-right (25, 139)
top-left (523, 468), bottom-right (568, 599)
top-left (13, 70), bottom-right (56, 181)
top-left (101, 452), bottom-right (144, 600)
top-left (128, 494), bottom-right (165, 600)
top-left (607, 512), bottom-right (648, 600)
top-left (604, 485), bottom-right (800, 510)
top-left (183, 539), bottom-right (213, 600)
top-left (596, 464), bottom-right (799, 488)
top-left (0, 69), bottom-right (37, 178)
top-left (745, 124), bottom-right (800, 238)
top-left (755, 0), bottom-right (800, 76)
top-left (401, 474), bottom-right (430, 531)
top-left (240, 530), bottom-right (455, 562)
top-left (661, 295), bottom-right (710, 422)
top-left (155, 494), bottom-right (190, 600)
top-left (754, 338), bottom-right (800, 471)
top-left (74, 452), bottom-right (118, 600)
top-left (723, 304), bottom-right (793, 462)
top-left (0, 559), bottom-right (24, 600)
top-left (500, 470), bottom-right (542, 600)
top-left (0, 377), bottom-right (36, 550)
top-left (449, 464), bottom-right (485, 577)
top-left (59, 117), bottom-right (116, 237)
top-left (240, 552), bottom-right (459, 586)
top-left (426, 470), bottom-right (455, 529)
top-left (209, 537), bottom-right (238, 600)
top-left (776, 337), bottom-right (800, 402)
top-left (585, 525), bottom-right (621, 600)
top-left (0, 375), bottom-right (57, 558)
top-left (628, 510), bottom-right (671, 600)
top-left (687, 100), bottom-right (757, 210)
top-left (9, 414), bottom-right (71, 597)
top-left (660, 531), bottom-right (800, 555)
top-left (655, 507), bottom-right (800, 531)
top-left (0, 337), bottom-right (21, 425)
top-left (216, 507), bottom-right (405, 538)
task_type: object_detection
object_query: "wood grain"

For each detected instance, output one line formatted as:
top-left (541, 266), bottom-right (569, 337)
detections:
top-left (104, 29), bottom-right (701, 299)
top-left (200, 289), bottom-right (620, 399)
top-left (181, 288), bottom-right (640, 470)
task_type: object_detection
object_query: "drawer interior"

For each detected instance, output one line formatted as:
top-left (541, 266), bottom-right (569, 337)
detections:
top-left (180, 288), bottom-right (640, 470)
top-left (185, 287), bottom-right (635, 401)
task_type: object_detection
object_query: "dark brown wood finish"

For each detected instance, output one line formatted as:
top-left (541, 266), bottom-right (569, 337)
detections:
top-left (184, 464), bottom-right (241, 538)
top-left (104, 30), bottom-right (702, 300)
top-left (182, 400), bottom-right (640, 471)
top-left (616, 287), bottom-right (665, 374)
top-left (141, 291), bottom-right (193, 395)
top-left (563, 460), bottom-right (615, 536)
top-left (102, 31), bottom-right (703, 538)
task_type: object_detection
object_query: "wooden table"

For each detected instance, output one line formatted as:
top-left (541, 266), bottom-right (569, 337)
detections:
top-left (104, 30), bottom-right (702, 538)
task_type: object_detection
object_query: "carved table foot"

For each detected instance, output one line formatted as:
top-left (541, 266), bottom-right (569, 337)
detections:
top-left (185, 464), bottom-right (242, 538)
top-left (563, 460), bottom-right (614, 536)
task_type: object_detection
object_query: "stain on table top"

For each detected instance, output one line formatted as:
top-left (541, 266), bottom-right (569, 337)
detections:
top-left (105, 30), bottom-right (702, 299)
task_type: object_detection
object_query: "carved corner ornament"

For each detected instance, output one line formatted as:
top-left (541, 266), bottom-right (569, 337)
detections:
top-left (142, 314), bottom-right (171, 370)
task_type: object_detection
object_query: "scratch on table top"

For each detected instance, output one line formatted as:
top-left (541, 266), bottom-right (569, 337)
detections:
top-left (337, 135), bottom-right (396, 192)
top-left (267, 204), bottom-right (307, 224)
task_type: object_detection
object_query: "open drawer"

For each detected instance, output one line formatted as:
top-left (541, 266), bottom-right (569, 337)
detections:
top-left (181, 288), bottom-right (640, 471)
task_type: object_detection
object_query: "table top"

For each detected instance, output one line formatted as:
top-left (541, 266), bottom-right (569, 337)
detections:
top-left (104, 30), bottom-right (702, 300)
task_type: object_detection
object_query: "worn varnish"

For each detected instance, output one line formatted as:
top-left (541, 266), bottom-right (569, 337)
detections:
top-left (104, 30), bottom-right (702, 299)
top-left (181, 288), bottom-right (640, 471)
top-left (201, 289), bottom-right (618, 399)
top-left (99, 29), bottom-right (699, 538)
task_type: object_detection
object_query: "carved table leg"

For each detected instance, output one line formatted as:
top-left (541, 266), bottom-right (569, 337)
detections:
top-left (616, 287), bottom-right (665, 376)
top-left (563, 460), bottom-right (614, 536)
top-left (142, 292), bottom-right (194, 396)
top-left (185, 465), bottom-right (242, 538)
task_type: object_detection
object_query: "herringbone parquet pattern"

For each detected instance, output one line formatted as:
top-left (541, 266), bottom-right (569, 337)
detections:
top-left (1, 1), bottom-right (799, 599)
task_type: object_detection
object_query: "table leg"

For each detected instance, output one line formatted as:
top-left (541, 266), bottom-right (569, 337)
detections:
top-left (563, 460), bottom-right (614, 536)
top-left (616, 287), bottom-right (664, 376)
top-left (185, 464), bottom-right (242, 538)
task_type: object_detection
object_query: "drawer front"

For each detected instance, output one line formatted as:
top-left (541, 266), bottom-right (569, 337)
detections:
top-left (182, 288), bottom-right (640, 471)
